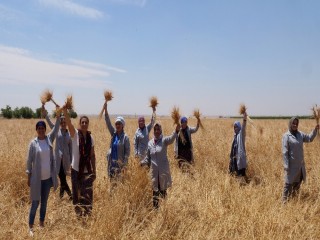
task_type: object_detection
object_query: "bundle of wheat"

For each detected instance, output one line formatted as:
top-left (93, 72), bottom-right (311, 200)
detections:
top-left (40, 89), bottom-right (59, 107)
top-left (65, 95), bottom-right (73, 110)
top-left (99, 90), bottom-right (113, 118)
top-left (239, 103), bottom-right (254, 126)
top-left (171, 106), bottom-right (180, 125)
top-left (104, 90), bottom-right (113, 102)
top-left (312, 105), bottom-right (320, 136)
top-left (149, 96), bottom-right (158, 110)
top-left (193, 109), bottom-right (204, 129)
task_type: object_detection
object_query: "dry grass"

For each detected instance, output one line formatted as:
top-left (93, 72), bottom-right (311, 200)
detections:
top-left (1, 117), bottom-right (320, 239)
top-left (65, 95), bottom-right (73, 110)
top-left (149, 96), bottom-right (158, 109)
top-left (171, 106), bottom-right (180, 125)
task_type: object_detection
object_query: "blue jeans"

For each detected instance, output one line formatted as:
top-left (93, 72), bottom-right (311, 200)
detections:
top-left (28, 178), bottom-right (53, 225)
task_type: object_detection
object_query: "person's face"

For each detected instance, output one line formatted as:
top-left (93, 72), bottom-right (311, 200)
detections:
top-left (80, 118), bottom-right (89, 131)
top-left (234, 125), bottom-right (240, 134)
top-left (181, 122), bottom-right (187, 129)
top-left (291, 119), bottom-right (299, 131)
top-left (60, 119), bottom-right (67, 130)
top-left (115, 121), bottom-right (123, 133)
top-left (37, 126), bottom-right (46, 139)
top-left (138, 119), bottom-right (145, 129)
top-left (154, 126), bottom-right (162, 138)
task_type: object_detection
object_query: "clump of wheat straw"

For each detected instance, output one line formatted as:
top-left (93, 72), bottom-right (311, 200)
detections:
top-left (193, 109), bottom-right (204, 129)
top-left (312, 105), bottom-right (320, 135)
top-left (171, 106), bottom-right (180, 125)
top-left (99, 90), bottom-right (113, 118)
top-left (149, 96), bottom-right (158, 109)
top-left (239, 103), bottom-right (254, 126)
top-left (40, 89), bottom-right (59, 107)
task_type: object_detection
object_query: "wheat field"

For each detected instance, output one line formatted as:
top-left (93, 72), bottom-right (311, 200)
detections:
top-left (0, 117), bottom-right (320, 239)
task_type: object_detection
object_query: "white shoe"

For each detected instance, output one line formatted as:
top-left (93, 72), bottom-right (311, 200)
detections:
top-left (29, 228), bottom-right (34, 237)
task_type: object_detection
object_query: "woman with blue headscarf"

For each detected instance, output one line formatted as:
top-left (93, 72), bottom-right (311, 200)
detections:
top-left (229, 112), bottom-right (247, 177)
top-left (104, 102), bottom-right (130, 185)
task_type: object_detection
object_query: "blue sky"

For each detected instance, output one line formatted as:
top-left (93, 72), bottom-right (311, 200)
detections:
top-left (0, 0), bottom-right (319, 116)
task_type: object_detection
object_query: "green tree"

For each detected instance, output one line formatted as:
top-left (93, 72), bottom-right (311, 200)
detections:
top-left (1, 105), bottom-right (13, 119)
top-left (20, 107), bottom-right (34, 119)
top-left (34, 107), bottom-right (42, 119)
top-left (13, 107), bottom-right (22, 118)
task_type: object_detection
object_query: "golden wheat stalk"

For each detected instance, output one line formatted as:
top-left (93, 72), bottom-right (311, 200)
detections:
top-left (239, 103), bottom-right (255, 126)
top-left (149, 96), bottom-right (158, 110)
top-left (40, 89), bottom-right (59, 107)
top-left (99, 90), bottom-right (113, 118)
top-left (65, 95), bottom-right (73, 110)
top-left (193, 109), bottom-right (204, 129)
top-left (171, 106), bottom-right (180, 125)
top-left (312, 105), bottom-right (320, 136)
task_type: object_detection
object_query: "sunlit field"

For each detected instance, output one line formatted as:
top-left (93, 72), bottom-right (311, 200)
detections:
top-left (1, 117), bottom-right (320, 239)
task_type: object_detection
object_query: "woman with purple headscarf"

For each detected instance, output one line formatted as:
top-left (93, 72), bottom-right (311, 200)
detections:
top-left (133, 106), bottom-right (156, 161)
top-left (229, 112), bottom-right (247, 177)
top-left (282, 117), bottom-right (319, 202)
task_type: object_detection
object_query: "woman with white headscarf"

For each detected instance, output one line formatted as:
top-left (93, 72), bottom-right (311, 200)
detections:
top-left (229, 112), bottom-right (247, 177)
top-left (282, 117), bottom-right (319, 202)
top-left (104, 102), bottom-right (130, 181)
top-left (141, 122), bottom-right (180, 209)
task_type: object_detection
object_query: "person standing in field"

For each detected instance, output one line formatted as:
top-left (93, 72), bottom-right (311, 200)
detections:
top-left (134, 106), bottom-right (156, 161)
top-left (282, 117), bottom-right (319, 202)
top-left (141, 123), bottom-right (180, 209)
top-left (64, 108), bottom-right (96, 216)
top-left (174, 116), bottom-right (200, 170)
top-left (26, 115), bottom-right (61, 236)
top-left (104, 102), bottom-right (130, 185)
top-left (42, 106), bottom-right (72, 200)
top-left (229, 112), bottom-right (248, 177)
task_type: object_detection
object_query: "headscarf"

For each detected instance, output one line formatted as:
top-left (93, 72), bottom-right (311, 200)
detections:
top-left (115, 116), bottom-right (125, 127)
top-left (234, 121), bottom-right (241, 133)
top-left (36, 121), bottom-right (46, 130)
top-left (181, 116), bottom-right (188, 124)
top-left (288, 117), bottom-right (299, 135)
top-left (138, 116), bottom-right (145, 122)
top-left (153, 123), bottom-right (163, 141)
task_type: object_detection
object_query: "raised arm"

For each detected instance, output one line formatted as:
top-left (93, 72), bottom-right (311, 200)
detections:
top-left (163, 124), bottom-right (180, 145)
top-left (189, 120), bottom-right (200, 134)
top-left (282, 134), bottom-right (289, 171)
top-left (147, 109), bottom-right (156, 132)
top-left (241, 112), bottom-right (247, 141)
top-left (48, 114), bottom-right (61, 143)
top-left (64, 108), bottom-right (76, 138)
top-left (302, 125), bottom-right (319, 143)
top-left (104, 102), bottom-right (115, 135)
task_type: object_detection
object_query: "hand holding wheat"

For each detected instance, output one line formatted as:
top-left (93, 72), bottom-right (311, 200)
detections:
top-left (193, 109), bottom-right (204, 129)
top-left (239, 104), bottom-right (254, 126)
top-left (149, 96), bottom-right (158, 112)
top-left (99, 90), bottom-right (113, 118)
top-left (40, 89), bottom-right (59, 107)
top-left (312, 105), bottom-right (320, 135)
top-left (171, 106), bottom-right (180, 125)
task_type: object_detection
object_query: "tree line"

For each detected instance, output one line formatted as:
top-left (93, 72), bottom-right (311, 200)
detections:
top-left (0, 105), bottom-right (77, 119)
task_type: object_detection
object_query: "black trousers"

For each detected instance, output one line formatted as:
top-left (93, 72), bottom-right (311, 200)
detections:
top-left (59, 163), bottom-right (72, 198)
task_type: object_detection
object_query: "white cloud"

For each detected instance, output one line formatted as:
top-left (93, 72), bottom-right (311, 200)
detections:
top-left (0, 45), bottom-right (125, 88)
top-left (38, 0), bottom-right (104, 19)
top-left (68, 59), bottom-right (127, 73)
top-left (108, 0), bottom-right (147, 7)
